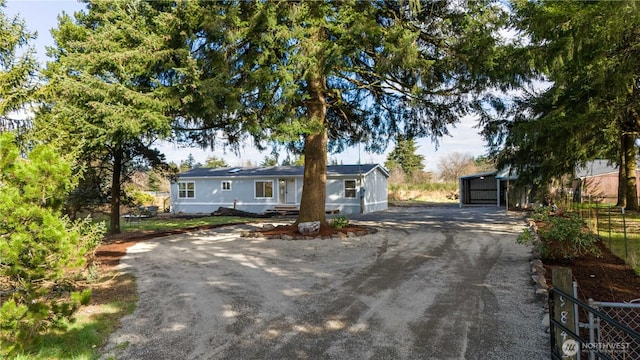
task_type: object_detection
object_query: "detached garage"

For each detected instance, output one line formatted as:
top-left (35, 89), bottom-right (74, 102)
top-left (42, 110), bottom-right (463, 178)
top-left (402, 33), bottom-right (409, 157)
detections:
top-left (459, 172), bottom-right (499, 205)
top-left (458, 168), bottom-right (520, 207)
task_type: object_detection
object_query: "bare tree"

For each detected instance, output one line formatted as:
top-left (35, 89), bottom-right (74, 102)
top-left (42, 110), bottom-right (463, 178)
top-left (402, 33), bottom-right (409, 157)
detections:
top-left (437, 152), bottom-right (478, 182)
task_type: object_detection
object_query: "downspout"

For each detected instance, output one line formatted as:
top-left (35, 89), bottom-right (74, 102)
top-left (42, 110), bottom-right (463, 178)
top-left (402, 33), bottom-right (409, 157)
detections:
top-left (496, 177), bottom-right (501, 207)
top-left (359, 169), bottom-right (364, 214)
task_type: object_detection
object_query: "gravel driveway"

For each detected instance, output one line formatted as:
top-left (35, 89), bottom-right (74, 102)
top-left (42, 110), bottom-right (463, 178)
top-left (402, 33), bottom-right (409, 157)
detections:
top-left (101, 205), bottom-right (548, 359)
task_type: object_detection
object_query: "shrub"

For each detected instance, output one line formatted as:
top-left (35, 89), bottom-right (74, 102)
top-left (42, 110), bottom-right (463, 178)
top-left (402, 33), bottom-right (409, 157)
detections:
top-left (537, 214), bottom-right (601, 260)
top-left (518, 209), bottom-right (601, 261)
top-left (330, 216), bottom-right (350, 229)
top-left (0, 133), bottom-right (104, 356)
top-left (531, 206), bottom-right (551, 222)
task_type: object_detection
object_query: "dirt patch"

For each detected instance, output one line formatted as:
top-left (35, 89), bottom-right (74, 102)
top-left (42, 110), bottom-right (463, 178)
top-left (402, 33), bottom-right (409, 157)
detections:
top-left (544, 241), bottom-right (640, 303)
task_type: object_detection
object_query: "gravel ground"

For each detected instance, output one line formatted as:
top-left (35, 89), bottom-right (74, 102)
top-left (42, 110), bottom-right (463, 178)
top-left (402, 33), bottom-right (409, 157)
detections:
top-left (101, 205), bottom-right (548, 359)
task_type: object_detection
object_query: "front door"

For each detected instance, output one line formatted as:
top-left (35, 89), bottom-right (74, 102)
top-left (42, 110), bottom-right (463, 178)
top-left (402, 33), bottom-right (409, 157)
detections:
top-left (278, 179), bottom-right (296, 204)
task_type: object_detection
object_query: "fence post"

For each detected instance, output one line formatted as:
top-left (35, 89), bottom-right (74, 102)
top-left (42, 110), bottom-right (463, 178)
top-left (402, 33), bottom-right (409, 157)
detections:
top-left (551, 267), bottom-right (578, 359)
top-left (622, 207), bottom-right (628, 260)
top-left (608, 205), bottom-right (612, 249)
top-left (595, 201), bottom-right (599, 236)
top-left (573, 281), bottom-right (581, 360)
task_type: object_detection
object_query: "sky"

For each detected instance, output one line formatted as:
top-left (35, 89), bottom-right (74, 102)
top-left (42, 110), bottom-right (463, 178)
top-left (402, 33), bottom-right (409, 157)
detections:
top-left (5, 0), bottom-right (490, 172)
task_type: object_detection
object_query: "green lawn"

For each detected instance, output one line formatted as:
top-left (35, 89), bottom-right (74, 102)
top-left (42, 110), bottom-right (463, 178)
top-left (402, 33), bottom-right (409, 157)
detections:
top-left (9, 274), bottom-right (137, 360)
top-left (118, 215), bottom-right (253, 232)
top-left (598, 231), bottom-right (640, 275)
top-left (577, 204), bottom-right (640, 275)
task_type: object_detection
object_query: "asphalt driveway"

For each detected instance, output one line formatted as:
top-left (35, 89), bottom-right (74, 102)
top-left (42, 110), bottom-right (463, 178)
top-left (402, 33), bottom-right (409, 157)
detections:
top-left (101, 205), bottom-right (548, 359)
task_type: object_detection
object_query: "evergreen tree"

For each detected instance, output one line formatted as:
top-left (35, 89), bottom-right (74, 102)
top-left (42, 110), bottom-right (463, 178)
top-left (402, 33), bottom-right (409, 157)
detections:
top-left (260, 155), bottom-right (278, 167)
top-left (384, 135), bottom-right (425, 178)
top-left (181, 1), bottom-right (512, 224)
top-left (0, 133), bottom-right (104, 354)
top-left (204, 155), bottom-right (229, 168)
top-left (0, 0), bottom-right (37, 132)
top-left (38, 0), bottom-right (197, 233)
top-left (487, 0), bottom-right (640, 208)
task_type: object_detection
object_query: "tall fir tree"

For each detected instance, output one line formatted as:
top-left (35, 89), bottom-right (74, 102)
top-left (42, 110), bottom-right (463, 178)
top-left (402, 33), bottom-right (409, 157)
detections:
top-left (0, 0), bottom-right (37, 132)
top-left (180, 0), bottom-right (513, 225)
top-left (38, 0), bottom-right (198, 233)
top-left (385, 135), bottom-right (425, 178)
top-left (487, 0), bottom-right (640, 208)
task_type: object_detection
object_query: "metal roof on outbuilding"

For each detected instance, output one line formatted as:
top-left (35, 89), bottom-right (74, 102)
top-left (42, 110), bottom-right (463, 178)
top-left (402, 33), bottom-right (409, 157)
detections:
top-left (575, 160), bottom-right (618, 178)
top-left (458, 171), bottom-right (497, 180)
top-left (177, 164), bottom-right (389, 178)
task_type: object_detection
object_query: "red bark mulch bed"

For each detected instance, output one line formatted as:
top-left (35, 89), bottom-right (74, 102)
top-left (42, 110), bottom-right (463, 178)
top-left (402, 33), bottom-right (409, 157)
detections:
top-left (256, 223), bottom-right (375, 239)
top-left (543, 241), bottom-right (640, 303)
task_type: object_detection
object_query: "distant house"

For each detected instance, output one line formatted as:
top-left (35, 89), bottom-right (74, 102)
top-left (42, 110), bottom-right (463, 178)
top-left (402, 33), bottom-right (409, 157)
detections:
top-left (458, 168), bottom-right (527, 207)
top-left (170, 164), bottom-right (389, 215)
top-left (574, 160), bottom-right (640, 203)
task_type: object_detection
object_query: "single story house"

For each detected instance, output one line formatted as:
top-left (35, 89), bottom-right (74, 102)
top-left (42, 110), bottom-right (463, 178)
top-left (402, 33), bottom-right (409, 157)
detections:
top-left (574, 160), bottom-right (640, 204)
top-left (458, 168), bottom-right (526, 207)
top-left (170, 164), bottom-right (390, 215)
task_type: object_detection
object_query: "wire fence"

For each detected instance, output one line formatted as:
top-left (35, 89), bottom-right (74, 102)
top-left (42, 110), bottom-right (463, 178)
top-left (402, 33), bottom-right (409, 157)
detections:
top-left (564, 200), bottom-right (640, 275)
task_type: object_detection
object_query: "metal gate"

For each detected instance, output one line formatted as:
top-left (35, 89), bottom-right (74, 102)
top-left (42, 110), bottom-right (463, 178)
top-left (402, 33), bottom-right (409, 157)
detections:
top-left (588, 299), bottom-right (640, 360)
top-left (549, 287), bottom-right (640, 359)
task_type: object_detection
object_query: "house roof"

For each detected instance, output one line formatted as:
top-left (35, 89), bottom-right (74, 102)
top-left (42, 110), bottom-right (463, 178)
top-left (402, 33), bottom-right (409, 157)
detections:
top-left (178, 164), bottom-right (389, 178)
top-left (575, 160), bottom-right (618, 178)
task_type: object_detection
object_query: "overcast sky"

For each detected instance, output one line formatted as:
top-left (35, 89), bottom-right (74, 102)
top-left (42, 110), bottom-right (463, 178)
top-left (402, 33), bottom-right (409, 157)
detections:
top-left (5, 0), bottom-right (490, 171)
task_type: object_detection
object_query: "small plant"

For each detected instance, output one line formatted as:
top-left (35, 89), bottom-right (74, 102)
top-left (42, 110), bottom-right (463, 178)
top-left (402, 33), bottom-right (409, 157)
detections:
top-left (516, 228), bottom-right (535, 246)
top-left (536, 214), bottom-right (601, 260)
top-left (532, 206), bottom-right (551, 222)
top-left (330, 216), bottom-right (350, 229)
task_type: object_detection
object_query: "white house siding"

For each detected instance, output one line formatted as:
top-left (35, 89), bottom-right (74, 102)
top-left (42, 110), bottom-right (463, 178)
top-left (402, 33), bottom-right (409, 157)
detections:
top-left (325, 176), bottom-right (361, 214)
top-left (363, 167), bottom-right (389, 213)
top-left (171, 177), bottom-right (281, 214)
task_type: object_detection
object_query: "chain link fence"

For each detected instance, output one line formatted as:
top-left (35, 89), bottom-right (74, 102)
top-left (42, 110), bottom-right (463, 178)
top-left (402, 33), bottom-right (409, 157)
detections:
top-left (589, 299), bottom-right (640, 360)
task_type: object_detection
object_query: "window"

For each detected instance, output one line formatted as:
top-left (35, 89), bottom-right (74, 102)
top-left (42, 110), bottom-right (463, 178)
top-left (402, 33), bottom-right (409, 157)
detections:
top-left (255, 180), bottom-right (274, 198)
top-left (344, 180), bottom-right (357, 198)
top-left (222, 181), bottom-right (232, 191)
top-left (178, 181), bottom-right (195, 198)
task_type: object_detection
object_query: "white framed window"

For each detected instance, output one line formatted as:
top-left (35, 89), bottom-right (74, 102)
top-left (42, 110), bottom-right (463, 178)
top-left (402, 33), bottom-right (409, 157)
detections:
top-left (255, 180), bottom-right (274, 198)
top-left (178, 181), bottom-right (195, 198)
top-left (344, 179), bottom-right (357, 198)
top-left (222, 181), bottom-right (232, 191)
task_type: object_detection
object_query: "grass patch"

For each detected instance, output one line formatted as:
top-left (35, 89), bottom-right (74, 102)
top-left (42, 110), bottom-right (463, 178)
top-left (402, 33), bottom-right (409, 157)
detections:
top-left (599, 232), bottom-right (640, 275)
top-left (568, 204), bottom-right (640, 275)
top-left (120, 216), bottom-right (250, 232)
top-left (9, 273), bottom-right (137, 360)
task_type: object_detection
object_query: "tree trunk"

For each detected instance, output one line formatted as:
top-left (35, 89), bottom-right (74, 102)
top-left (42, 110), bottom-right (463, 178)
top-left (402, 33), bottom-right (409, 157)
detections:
top-left (298, 131), bottom-right (328, 225)
top-left (623, 132), bottom-right (638, 210)
top-left (109, 146), bottom-right (123, 235)
top-left (297, 75), bottom-right (328, 225)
